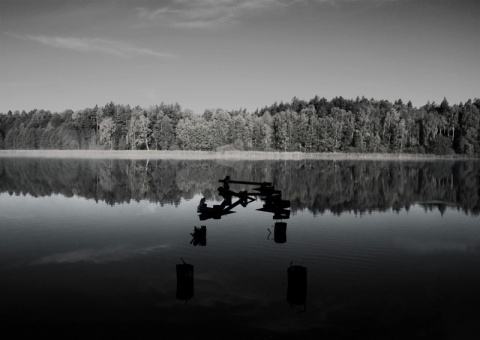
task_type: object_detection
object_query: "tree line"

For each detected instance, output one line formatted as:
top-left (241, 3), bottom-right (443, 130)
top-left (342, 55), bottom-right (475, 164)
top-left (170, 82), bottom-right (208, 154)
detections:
top-left (0, 96), bottom-right (479, 154)
top-left (1, 158), bottom-right (478, 215)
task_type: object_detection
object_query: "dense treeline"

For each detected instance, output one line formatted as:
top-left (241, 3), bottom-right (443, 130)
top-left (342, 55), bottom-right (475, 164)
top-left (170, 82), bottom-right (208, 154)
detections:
top-left (1, 158), bottom-right (479, 215)
top-left (1, 96), bottom-right (479, 154)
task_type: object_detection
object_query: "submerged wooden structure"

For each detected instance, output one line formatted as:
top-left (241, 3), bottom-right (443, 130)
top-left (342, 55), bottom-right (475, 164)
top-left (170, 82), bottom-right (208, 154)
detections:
top-left (197, 176), bottom-right (291, 221)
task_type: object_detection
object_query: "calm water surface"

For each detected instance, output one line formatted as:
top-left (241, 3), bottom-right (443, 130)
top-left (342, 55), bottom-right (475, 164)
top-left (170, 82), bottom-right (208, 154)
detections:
top-left (1, 158), bottom-right (479, 339)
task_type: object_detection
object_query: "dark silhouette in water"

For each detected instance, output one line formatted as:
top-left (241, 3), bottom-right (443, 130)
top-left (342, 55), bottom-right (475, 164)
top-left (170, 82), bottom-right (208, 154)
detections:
top-left (267, 222), bottom-right (287, 243)
top-left (197, 176), bottom-right (258, 220)
top-left (287, 263), bottom-right (307, 312)
top-left (176, 258), bottom-right (194, 303)
top-left (190, 226), bottom-right (207, 246)
top-left (197, 176), bottom-right (291, 220)
top-left (252, 177), bottom-right (291, 219)
top-left (197, 196), bottom-right (240, 220)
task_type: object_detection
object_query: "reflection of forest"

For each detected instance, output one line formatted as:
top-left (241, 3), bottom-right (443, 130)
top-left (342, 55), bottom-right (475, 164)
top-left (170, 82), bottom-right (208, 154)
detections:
top-left (1, 158), bottom-right (479, 215)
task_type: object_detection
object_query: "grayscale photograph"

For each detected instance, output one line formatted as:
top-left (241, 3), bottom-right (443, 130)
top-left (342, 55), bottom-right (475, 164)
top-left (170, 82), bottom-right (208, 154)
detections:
top-left (1, 0), bottom-right (479, 339)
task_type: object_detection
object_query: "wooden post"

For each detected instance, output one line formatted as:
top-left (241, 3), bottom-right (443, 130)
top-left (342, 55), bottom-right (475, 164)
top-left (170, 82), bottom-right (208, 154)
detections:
top-left (287, 264), bottom-right (307, 311)
top-left (176, 259), bottom-right (194, 302)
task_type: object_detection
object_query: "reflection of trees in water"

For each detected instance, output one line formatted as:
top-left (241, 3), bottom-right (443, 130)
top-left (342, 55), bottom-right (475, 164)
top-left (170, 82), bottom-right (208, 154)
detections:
top-left (0, 158), bottom-right (479, 215)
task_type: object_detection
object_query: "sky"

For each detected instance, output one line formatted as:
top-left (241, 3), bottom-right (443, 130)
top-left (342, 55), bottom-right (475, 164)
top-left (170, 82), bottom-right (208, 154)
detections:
top-left (0, 0), bottom-right (479, 114)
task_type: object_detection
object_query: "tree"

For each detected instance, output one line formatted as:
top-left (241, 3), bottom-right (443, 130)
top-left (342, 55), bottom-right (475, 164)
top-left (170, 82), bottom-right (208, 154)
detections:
top-left (259, 112), bottom-right (273, 150)
top-left (455, 100), bottom-right (480, 154)
top-left (438, 97), bottom-right (450, 115)
top-left (94, 106), bottom-right (103, 144)
top-left (176, 118), bottom-right (193, 150)
top-left (176, 116), bottom-right (212, 150)
top-left (432, 135), bottom-right (453, 155)
top-left (211, 109), bottom-right (231, 148)
top-left (127, 110), bottom-right (151, 150)
top-left (99, 117), bottom-right (116, 149)
top-left (152, 113), bottom-right (174, 150)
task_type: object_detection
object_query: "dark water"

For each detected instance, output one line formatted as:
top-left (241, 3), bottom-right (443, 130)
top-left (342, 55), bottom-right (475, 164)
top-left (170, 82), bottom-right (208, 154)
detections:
top-left (1, 158), bottom-right (480, 339)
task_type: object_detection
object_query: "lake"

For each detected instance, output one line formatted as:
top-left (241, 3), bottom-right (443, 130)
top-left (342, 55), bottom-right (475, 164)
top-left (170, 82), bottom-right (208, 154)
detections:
top-left (1, 157), bottom-right (479, 339)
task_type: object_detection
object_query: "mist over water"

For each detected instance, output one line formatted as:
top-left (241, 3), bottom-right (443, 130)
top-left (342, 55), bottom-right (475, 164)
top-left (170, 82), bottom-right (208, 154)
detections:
top-left (1, 157), bottom-right (479, 339)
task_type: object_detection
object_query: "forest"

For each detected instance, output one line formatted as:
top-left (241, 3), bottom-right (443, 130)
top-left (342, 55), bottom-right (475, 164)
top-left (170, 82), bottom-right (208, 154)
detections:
top-left (1, 158), bottom-right (479, 215)
top-left (0, 96), bottom-right (479, 155)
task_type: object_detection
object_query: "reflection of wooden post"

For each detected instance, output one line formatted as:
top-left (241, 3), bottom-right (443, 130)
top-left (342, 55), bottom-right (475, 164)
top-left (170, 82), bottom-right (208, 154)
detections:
top-left (287, 265), bottom-right (307, 311)
top-left (176, 260), bottom-right (194, 302)
top-left (190, 226), bottom-right (207, 246)
top-left (274, 222), bottom-right (287, 243)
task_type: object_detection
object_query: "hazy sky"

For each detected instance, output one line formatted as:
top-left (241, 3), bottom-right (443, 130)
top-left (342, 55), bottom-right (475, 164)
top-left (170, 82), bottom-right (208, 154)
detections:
top-left (1, 0), bottom-right (478, 114)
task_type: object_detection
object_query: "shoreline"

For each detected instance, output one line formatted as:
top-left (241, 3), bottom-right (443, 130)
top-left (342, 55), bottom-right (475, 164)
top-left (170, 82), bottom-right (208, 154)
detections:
top-left (0, 150), bottom-right (478, 161)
